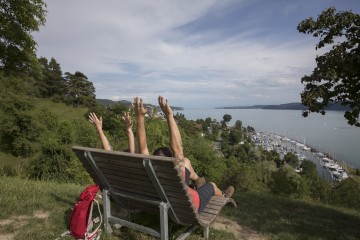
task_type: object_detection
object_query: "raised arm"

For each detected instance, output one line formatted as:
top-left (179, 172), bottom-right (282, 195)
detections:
top-left (158, 96), bottom-right (184, 159)
top-left (88, 112), bottom-right (112, 151)
top-left (122, 111), bottom-right (135, 153)
top-left (134, 97), bottom-right (149, 155)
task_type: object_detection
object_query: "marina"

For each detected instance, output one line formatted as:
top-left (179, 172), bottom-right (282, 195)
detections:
top-left (252, 132), bottom-right (350, 181)
top-left (176, 109), bottom-right (360, 170)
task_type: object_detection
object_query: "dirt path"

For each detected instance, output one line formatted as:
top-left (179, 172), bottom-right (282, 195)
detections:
top-left (0, 211), bottom-right (49, 240)
top-left (213, 216), bottom-right (267, 240)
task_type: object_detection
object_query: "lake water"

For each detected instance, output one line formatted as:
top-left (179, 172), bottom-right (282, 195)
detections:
top-left (176, 109), bottom-right (360, 169)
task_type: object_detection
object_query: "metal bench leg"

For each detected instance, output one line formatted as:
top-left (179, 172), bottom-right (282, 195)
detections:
top-left (103, 189), bottom-right (113, 233)
top-left (159, 202), bottom-right (169, 240)
top-left (204, 227), bottom-right (209, 240)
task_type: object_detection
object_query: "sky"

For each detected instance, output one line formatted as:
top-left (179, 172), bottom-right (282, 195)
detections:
top-left (33, 0), bottom-right (360, 108)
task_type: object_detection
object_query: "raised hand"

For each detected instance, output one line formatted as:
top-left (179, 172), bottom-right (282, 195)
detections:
top-left (122, 111), bottom-right (133, 130)
top-left (134, 97), bottom-right (147, 117)
top-left (158, 96), bottom-right (173, 116)
top-left (89, 112), bottom-right (103, 130)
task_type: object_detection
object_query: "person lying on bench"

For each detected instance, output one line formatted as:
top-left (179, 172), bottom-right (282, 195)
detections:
top-left (88, 112), bottom-right (135, 153)
top-left (134, 96), bottom-right (234, 213)
top-left (133, 97), bottom-right (205, 190)
top-left (158, 96), bottom-right (234, 212)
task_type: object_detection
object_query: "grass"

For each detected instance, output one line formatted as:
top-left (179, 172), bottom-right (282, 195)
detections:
top-left (33, 98), bottom-right (89, 121)
top-left (222, 192), bottom-right (360, 240)
top-left (1, 176), bottom-right (360, 240)
top-left (0, 152), bottom-right (26, 168)
top-left (0, 176), bottom-right (235, 240)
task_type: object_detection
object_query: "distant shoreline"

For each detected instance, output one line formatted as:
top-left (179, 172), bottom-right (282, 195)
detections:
top-left (97, 99), bottom-right (350, 112)
top-left (215, 102), bottom-right (350, 111)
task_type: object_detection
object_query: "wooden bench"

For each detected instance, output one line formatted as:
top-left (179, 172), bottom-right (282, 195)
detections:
top-left (72, 146), bottom-right (237, 240)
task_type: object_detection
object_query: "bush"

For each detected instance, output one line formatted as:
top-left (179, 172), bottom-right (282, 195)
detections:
top-left (27, 139), bottom-right (73, 181)
top-left (330, 178), bottom-right (360, 209)
top-left (270, 165), bottom-right (309, 198)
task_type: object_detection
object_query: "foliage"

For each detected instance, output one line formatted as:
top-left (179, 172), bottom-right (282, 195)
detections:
top-left (300, 160), bottom-right (317, 179)
top-left (234, 120), bottom-right (242, 130)
top-left (308, 177), bottom-right (331, 203)
top-left (298, 7), bottom-right (360, 127)
top-left (0, 92), bottom-right (41, 156)
top-left (270, 165), bottom-right (309, 198)
top-left (144, 117), bottom-right (169, 153)
top-left (228, 129), bottom-right (242, 144)
top-left (222, 114), bottom-right (232, 128)
top-left (283, 152), bottom-right (300, 168)
top-left (223, 114), bottom-right (232, 123)
top-left (37, 57), bottom-right (67, 98)
top-left (183, 133), bottom-right (226, 186)
top-left (64, 71), bottom-right (96, 108)
top-left (27, 139), bottom-right (74, 181)
top-left (246, 126), bottom-right (255, 132)
top-left (0, 0), bottom-right (47, 74)
top-left (330, 178), bottom-right (360, 209)
top-left (225, 161), bottom-right (276, 193)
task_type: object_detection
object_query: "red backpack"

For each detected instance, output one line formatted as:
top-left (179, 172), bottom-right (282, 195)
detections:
top-left (57, 184), bottom-right (102, 240)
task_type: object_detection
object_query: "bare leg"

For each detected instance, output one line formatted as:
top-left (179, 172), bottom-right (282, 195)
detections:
top-left (210, 182), bottom-right (223, 196)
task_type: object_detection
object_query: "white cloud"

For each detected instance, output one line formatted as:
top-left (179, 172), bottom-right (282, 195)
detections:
top-left (33, 0), bottom-right (359, 108)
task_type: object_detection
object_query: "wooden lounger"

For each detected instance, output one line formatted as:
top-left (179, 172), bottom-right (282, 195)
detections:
top-left (72, 146), bottom-right (237, 240)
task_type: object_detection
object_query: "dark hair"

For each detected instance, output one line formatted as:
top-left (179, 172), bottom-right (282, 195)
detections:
top-left (122, 148), bottom-right (130, 153)
top-left (153, 147), bottom-right (173, 157)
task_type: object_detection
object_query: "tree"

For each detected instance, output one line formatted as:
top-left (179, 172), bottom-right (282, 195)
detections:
top-left (300, 160), bottom-right (317, 179)
top-left (270, 165), bottom-right (309, 197)
top-left (0, 0), bottom-right (47, 74)
top-left (38, 57), bottom-right (66, 98)
top-left (0, 92), bottom-right (40, 156)
top-left (330, 178), bottom-right (360, 209)
top-left (283, 152), bottom-right (299, 168)
top-left (298, 7), bottom-right (360, 127)
top-left (65, 71), bottom-right (96, 107)
top-left (223, 114), bottom-right (232, 123)
top-left (222, 114), bottom-right (232, 128)
top-left (234, 120), bottom-right (242, 130)
top-left (229, 129), bottom-right (242, 144)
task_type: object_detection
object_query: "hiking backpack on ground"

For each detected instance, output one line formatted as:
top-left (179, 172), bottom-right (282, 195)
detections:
top-left (57, 184), bottom-right (102, 240)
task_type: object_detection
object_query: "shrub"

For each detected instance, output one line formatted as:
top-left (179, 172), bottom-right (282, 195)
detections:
top-left (27, 139), bottom-right (73, 181)
top-left (330, 178), bottom-right (360, 209)
top-left (270, 165), bottom-right (309, 198)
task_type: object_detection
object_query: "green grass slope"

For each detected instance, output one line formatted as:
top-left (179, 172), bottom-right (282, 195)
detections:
top-left (1, 176), bottom-right (359, 240)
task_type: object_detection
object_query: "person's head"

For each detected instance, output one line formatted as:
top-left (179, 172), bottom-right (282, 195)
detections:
top-left (153, 147), bottom-right (173, 157)
top-left (122, 148), bottom-right (130, 153)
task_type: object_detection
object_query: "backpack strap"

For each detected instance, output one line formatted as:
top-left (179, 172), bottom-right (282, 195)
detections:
top-left (85, 197), bottom-right (103, 240)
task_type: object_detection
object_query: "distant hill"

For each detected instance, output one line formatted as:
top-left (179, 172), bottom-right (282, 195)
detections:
top-left (96, 98), bottom-right (184, 110)
top-left (218, 102), bottom-right (350, 111)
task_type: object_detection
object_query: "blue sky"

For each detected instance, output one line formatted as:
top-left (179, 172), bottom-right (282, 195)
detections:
top-left (33, 0), bottom-right (360, 108)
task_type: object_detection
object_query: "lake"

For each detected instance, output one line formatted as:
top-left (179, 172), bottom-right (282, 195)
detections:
top-left (175, 108), bottom-right (360, 169)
